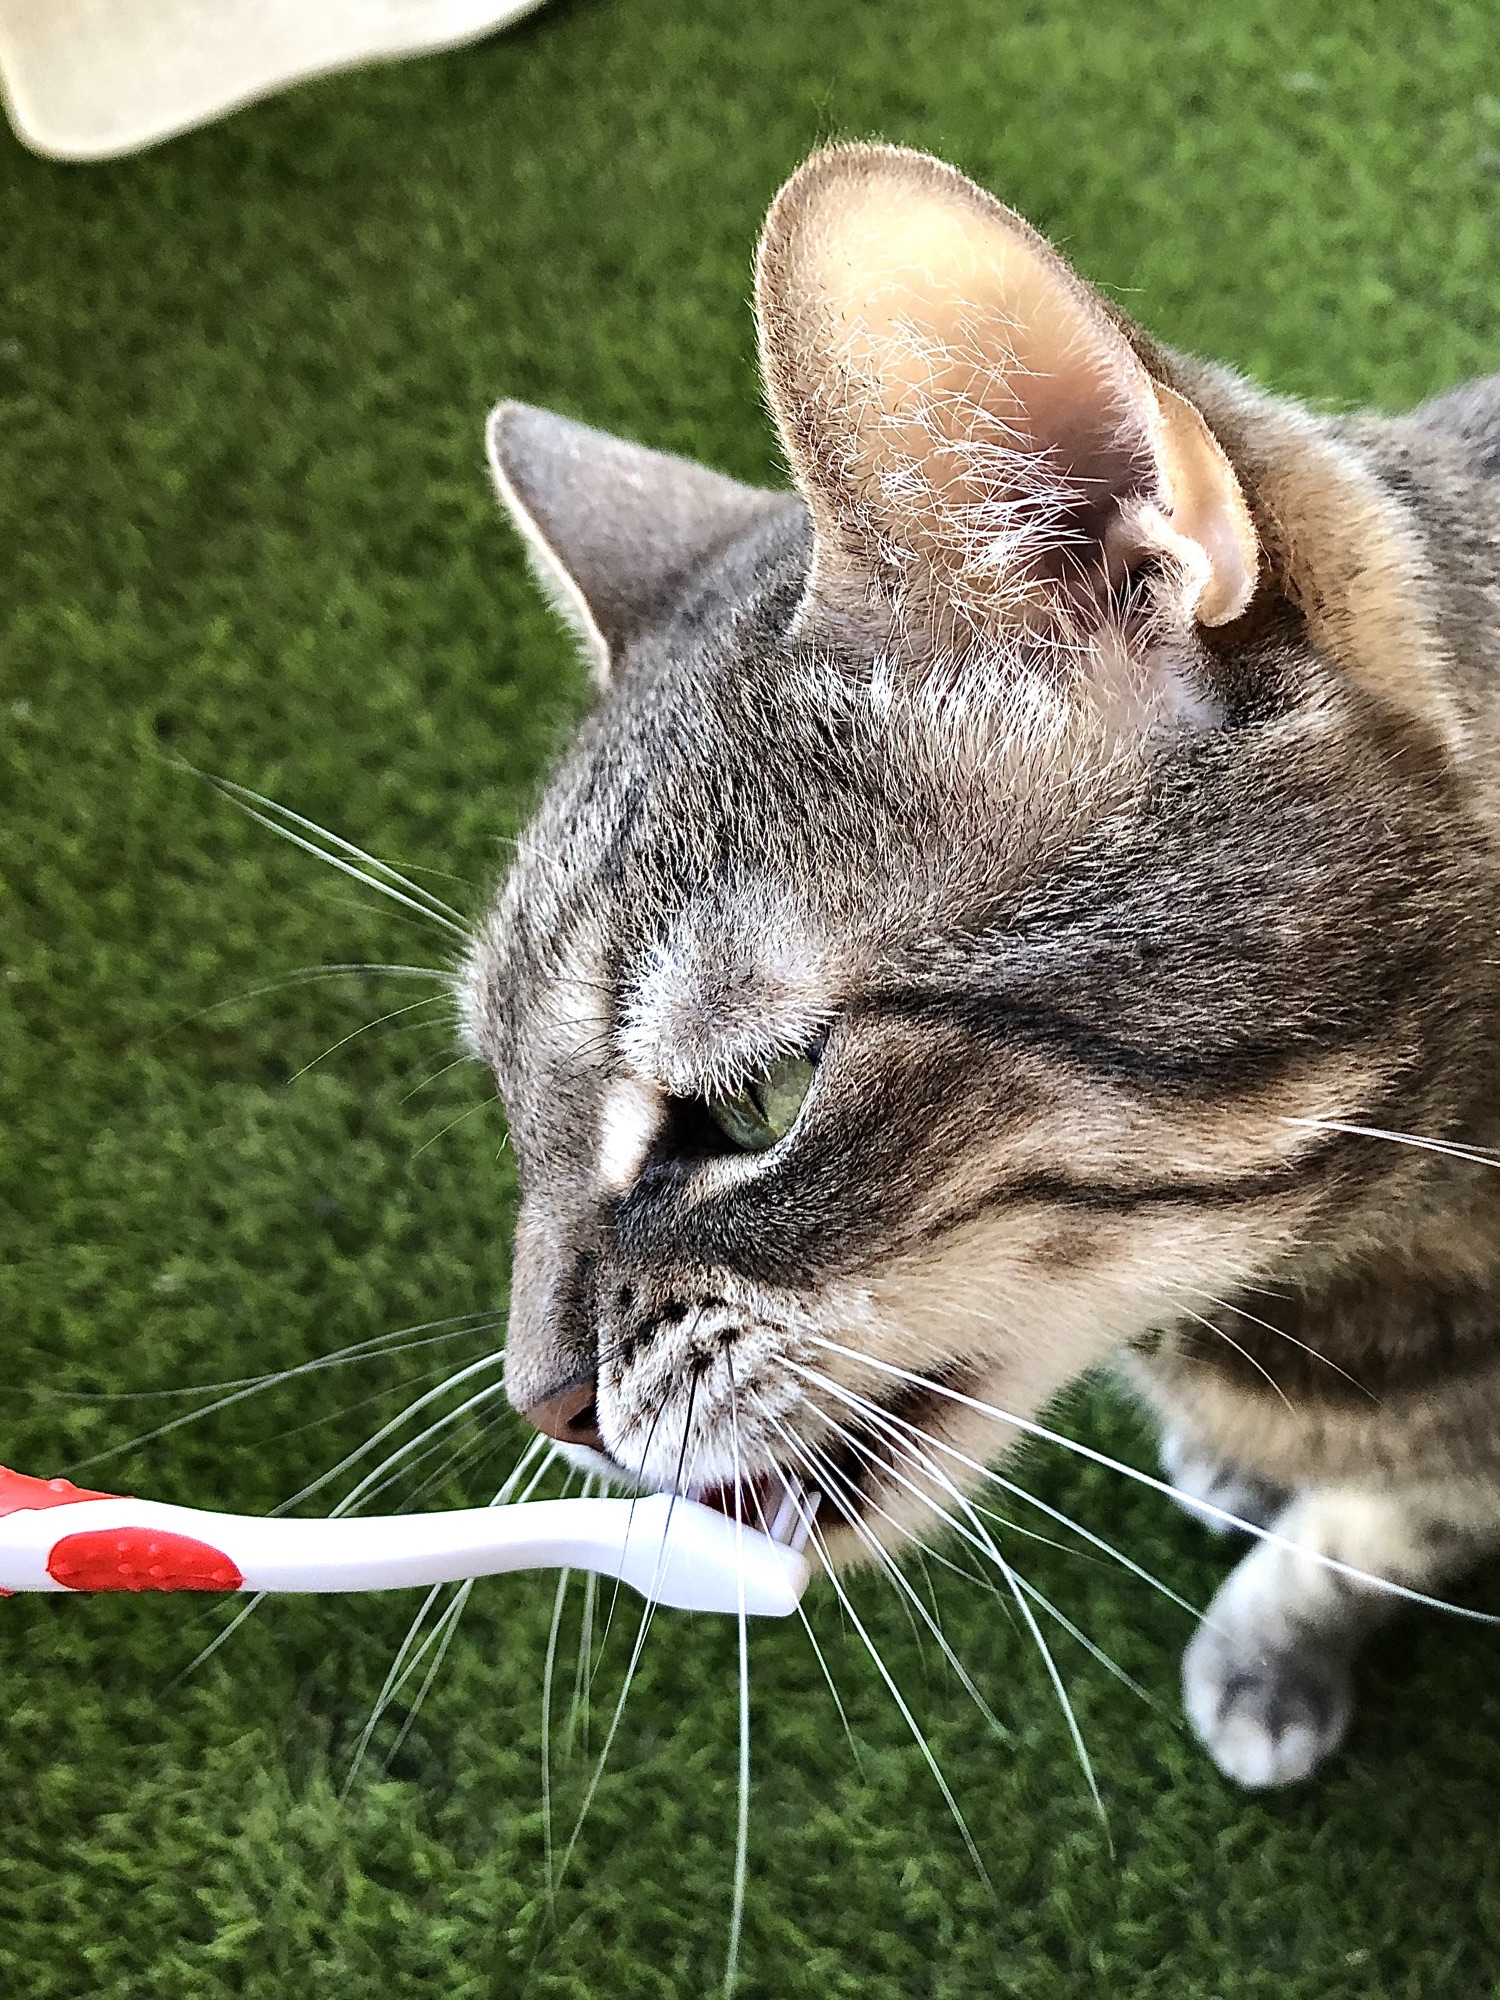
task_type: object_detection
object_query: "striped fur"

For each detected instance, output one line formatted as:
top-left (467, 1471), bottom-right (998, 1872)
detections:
top-left (464, 146), bottom-right (1500, 1785)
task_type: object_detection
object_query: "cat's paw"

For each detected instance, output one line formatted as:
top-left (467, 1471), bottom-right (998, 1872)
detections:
top-left (1182, 1618), bottom-right (1352, 1787)
top-left (1160, 1429), bottom-right (1290, 1537)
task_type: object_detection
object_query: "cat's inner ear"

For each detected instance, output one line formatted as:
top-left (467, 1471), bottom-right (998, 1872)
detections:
top-left (755, 145), bottom-right (1258, 654)
top-left (487, 403), bottom-right (791, 684)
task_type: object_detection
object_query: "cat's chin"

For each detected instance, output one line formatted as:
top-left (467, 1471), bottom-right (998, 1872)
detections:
top-left (550, 1439), bottom-right (652, 1492)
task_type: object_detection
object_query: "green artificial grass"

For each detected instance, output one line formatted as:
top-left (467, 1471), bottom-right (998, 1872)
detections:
top-left (6, 2), bottom-right (1500, 1992)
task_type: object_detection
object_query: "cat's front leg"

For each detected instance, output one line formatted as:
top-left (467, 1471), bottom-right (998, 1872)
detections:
top-left (1159, 1426), bottom-right (1290, 1537)
top-left (1183, 1482), bottom-right (1500, 1788)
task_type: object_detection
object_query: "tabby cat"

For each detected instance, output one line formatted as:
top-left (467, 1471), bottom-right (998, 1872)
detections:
top-left (462, 143), bottom-right (1500, 1788)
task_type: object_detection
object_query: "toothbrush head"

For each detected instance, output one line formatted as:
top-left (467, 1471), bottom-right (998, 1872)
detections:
top-left (613, 1489), bottom-right (812, 1616)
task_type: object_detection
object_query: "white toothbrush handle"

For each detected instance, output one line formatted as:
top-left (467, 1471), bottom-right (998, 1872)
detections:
top-left (0, 1482), bottom-right (810, 1618)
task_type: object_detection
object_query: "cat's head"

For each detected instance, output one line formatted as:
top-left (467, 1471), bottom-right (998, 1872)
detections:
top-left (462, 145), bottom-right (1473, 1557)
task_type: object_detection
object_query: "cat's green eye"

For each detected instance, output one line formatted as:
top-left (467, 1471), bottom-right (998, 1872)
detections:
top-left (705, 1053), bottom-right (817, 1154)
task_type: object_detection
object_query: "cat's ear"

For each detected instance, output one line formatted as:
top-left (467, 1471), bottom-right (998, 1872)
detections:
top-left (755, 145), bottom-right (1258, 656)
top-left (487, 403), bottom-right (790, 685)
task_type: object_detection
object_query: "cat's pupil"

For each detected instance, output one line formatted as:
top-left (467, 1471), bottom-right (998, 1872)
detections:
top-left (704, 1053), bottom-right (817, 1153)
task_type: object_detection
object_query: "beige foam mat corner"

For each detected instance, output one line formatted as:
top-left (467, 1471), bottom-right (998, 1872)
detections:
top-left (0, 0), bottom-right (547, 162)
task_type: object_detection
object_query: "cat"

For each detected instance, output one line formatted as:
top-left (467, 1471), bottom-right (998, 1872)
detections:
top-left (460, 141), bottom-right (1500, 1790)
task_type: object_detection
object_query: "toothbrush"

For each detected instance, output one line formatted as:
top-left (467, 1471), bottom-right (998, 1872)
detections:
top-left (0, 1465), bottom-right (813, 1618)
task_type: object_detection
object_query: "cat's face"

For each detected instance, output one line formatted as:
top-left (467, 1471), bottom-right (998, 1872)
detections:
top-left (461, 146), bottom-right (1470, 1559)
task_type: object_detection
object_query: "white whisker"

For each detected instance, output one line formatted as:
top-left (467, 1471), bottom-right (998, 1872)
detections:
top-left (408, 1092), bottom-right (502, 1161)
top-left (402, 1053), bottom-right (483, 1103)
top-left (62, 1314), bottom-right (505, 1470)
top-left (1007, 1567), bottom-right (1160, 1713)
top-left (724, 1366), bottom-right (752, 2000)
top-left (203, 773), bottom-right (470, 933)
top-left (802, 1384), bottom-right (1111, 1823)
top-left (345, 1397), bottom-right (505, 1515)
top-left (556, 1419), bottom-right (705, 1893)
top-left (565, 1568), bottom-right (599, 1760)
top-left (1287, 1115), bottom-right (1500, 1171)
top-left (541, 1563), bottom-right (571, 1917)
top-left (556, 1591), bottom-right (660, 1891)
top-left (173, 1589), bottom-right (270, 1684)
top-left (752, 1405), bottom-right (1003, 1872)
top-left (592, 1369), bottom-right (699, 1665)
top-left (313, 1377), bottom-right (509, 1519)
top-left (211, 788), bottom-right (470, 939)
top-left (343, 1580), bottom-right (451, 1796)
top-left (273, 1349), bottom-right (509, 1517)
top-left (803, 1336), bottom-right (1500, 1624)
top-left (284, 992), bottom-right (451, 1084)
top-left (805, 1512), bottom-right (992, 1890)
top-left (150, 961), bottom-right (456, 1049)
top-left (342, 1440), bottom-right (560, 1795)
top-left (784, 1415), bottom-right (1012, 1742)
top-left (1174, 1305), bottom-right (1293, 1412)
top-left (1190, 1287), bottom-right (1376, 1400)
top-left (45, 1311), bottom-right (502, 1412)
top-left (993, 1538), bottom-right (1107, 1830)
top-left (378, 1580), bottom-right (476, 1777)
top-left (539, 1478), bottom-right (593, 1913)
top-left (791, 1600), bottom-right (865, 1777)
top-left (785, 1355), bottom-right (1204, 1623)
top-left (394, 1412), bottom-right (512, 1510)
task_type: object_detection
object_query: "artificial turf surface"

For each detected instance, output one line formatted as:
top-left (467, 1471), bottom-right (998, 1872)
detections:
top-left (6, 0), bottom-right (1500, 1993)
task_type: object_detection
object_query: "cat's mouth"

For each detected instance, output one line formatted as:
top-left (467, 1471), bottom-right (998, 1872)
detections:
top-left (693, 1470), bottom-right (815, 1550)
top-left (686, 1373), bottom-right (960, 1551)
top-left (809, 1373), bottom-right (955, 1522)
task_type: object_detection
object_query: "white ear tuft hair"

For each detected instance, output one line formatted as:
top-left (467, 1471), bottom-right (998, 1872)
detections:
top-left (754, 144), bottom-right (1258, 658)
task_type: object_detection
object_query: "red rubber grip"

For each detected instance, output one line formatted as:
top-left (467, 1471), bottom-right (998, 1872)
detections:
top-left (47, 1527), bottom-right (243, 1593)
top-left (0, 1466), bottom-right (115, 1516)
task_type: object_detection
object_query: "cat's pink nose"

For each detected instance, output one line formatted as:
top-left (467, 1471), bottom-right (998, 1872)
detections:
top-left (524, 1376), bottom-right (604, 1452)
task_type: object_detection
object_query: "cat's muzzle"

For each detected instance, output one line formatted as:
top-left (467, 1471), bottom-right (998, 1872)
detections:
top-left (522, 1370), bottom-right (815, 1552)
